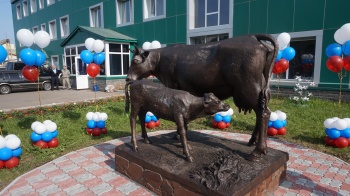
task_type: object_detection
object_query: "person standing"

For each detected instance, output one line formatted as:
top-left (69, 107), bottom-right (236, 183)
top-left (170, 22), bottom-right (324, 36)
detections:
top-left (61, 65), bottom-right (71, 90)
top-left (50, 65), bottom-right (61, 90)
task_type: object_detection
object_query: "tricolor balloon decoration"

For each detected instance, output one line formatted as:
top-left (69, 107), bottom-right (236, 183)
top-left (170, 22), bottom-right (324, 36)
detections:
top-left (0, 45), bottom-right (8, 63)
top-left (267, 110), bottom-right (287, 136)
top-left (0, 134), bottom-right (22, 169)
top-left (86, 112), bottom-right (108, 136)
top-left (324, 118), bottom-right (350, 148)
top-left (80, 38), bottom-right (105, 78)
top-left (30, 120), bottom-right (59, 148)
top-left (273, 32), bottom-right (296, 74)
top-left (142, 40), bottom-right (161, 50)
top-left (145, 112), bottom-right (160, 129)
top-left (212, 108), bottom-right (234, 130)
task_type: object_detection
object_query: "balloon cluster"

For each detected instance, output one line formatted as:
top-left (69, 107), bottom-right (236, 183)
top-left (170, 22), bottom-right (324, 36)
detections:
top-left (0, 45), bottom-right (8, 63)
top-left (30, 120), bottom-right (59, 148)
top-left (86, 112), bottom-right (108, 136)
top-left (267, 110), bottom-right (287, 136)
top-left (0, 134), bottom-right (22, 169)
top-left (145, 112), bottom-right (160, 129)
top-left (142, 41), bottom-right (161, 50)
top-left (273, 33), bottom-right (296, 74)
top-left (325, 24), bottom-right (350, 72)
top-left (212, 108), bottom-right (234, 130)
top-left (80, 38), bottom-right (105, 78)
top-left (324, 118), bottom-right (350, 148)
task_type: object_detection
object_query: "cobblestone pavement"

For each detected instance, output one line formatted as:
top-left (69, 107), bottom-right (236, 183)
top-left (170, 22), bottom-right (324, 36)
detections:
top-left (1, 130), bottom-right (349, 196)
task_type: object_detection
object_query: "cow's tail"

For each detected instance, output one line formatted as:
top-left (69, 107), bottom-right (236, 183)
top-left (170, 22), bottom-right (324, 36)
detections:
top-left (125, 82), bottom-right (132, 113)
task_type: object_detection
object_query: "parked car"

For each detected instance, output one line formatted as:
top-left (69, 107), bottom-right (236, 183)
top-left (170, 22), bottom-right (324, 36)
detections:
top-left (0, 70), bottom-right (52, 94)
top-left (5, 61), bottom-right (26, 70)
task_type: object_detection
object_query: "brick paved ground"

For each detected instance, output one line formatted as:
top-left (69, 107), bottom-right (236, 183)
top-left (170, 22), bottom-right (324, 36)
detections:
top-left (1, 130), bottom-right (349, 196)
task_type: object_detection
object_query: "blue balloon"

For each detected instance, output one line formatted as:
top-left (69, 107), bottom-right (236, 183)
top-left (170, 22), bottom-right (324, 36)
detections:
top-left (151, 115), bottom-right (158, 122)
top-left (12, 147), bottom-right (23, 157)
top-left (340, 128), bottom-right (350, 139)
top-left (342, 40), bottom-right (350, 56)
top-left (272, 120), bottom-right (284, 129)
top-left (0, 45), bottom-right (8, 63)
top-left (42, 131), bottom-right (53, 142)
top-left (145, 115), bottom-right (151, 123)
top-left (51, 130), bottom-right (58, 138)
top-left (96, 120), bottom-right (106, 128)
top-left (20, 48), bottom-right (37, 66)
top-left (282, 120), bottom-right (287, 127)
top-left (282, 47), bottom-right (296, 61)
top-left (326, 43), bottom-right (342, 57)
top-left (275, 50), bottom-right (282, 62)
top-left (30, 131), bottom-right (42, 142)
top-left (214, 114), bottom-right (223, 122)
top-left (0, 147), bottom-right (13, 161)
top-left (222, 115), bottom-right (231, 123)
top-left (268, 120), bottom-right (273, 127)
top-left (87, 120), bottom-right (96, 128)
top-left (93, 52), bottom-right (105, 65)
top-left (80, 50), bottom-right (93, 64)
top-left (326, 128), bottom-right (341, 139)
top-left (35, 50), bottom-right (46, 66)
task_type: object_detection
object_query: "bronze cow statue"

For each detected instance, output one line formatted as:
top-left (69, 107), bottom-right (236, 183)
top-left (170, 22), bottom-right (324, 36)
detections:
top-left (126, 34), bottom-right (278, 161)
top-left (125, 80), bottom-right (230, 162)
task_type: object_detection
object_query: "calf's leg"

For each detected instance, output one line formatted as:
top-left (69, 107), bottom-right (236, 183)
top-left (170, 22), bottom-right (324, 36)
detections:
top-left (176, 116), bottom-right (193, 162)
top-left (130, 107), bottom-right (139, 152)
top-left (138, 110), bottom-right (151, 144)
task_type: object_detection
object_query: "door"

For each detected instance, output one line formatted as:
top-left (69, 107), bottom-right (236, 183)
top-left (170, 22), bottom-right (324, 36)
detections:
top-left (74, 57), bottom-right (89, 89)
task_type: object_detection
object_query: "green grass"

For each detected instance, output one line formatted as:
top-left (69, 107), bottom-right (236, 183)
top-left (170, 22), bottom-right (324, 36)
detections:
top-left (0, 96), bottom-right (350, 190)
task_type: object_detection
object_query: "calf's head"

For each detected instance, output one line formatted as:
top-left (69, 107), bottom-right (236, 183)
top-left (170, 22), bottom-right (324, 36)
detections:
top-left (203, 93), bottom-right (231, 115)
top-left (126, 45), bottom-right (154, 82)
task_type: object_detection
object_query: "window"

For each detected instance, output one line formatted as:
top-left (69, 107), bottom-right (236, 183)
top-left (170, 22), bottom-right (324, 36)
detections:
top-left (41, 23), bottom-right (46, 31)
top-left (30, 0), bottom-right (37, 13)
top-left (47, 0), bottom-right (55, 6)
top-left (51, 55), bottom-right (59, 67)
top-left (191, 0), bottom-right (229, 28)
top-left (39, 0), bottom-right (44, 9)
top-left (116, 0), bottom-right (133, 26)
top-left (23, 0), bottom-right (29, 17)
top-left (60, 15), bottom-right (69, 38)
top-left (49, 20), bottom-right (57, 39)
top-left (32, 26), bottom-right (39, 34)
top-left (143, 0), bottom-right (165, 21)
top-left (109, 43), bottom-right (130, 76)
top-left (89, 3), bottom-right (104, 28)
top-left (191, 33), bottom-right (228, 44)
top-left (16, 4), bottom-right (22, 20)
top-left (64, 45), bottom-right (86, 74)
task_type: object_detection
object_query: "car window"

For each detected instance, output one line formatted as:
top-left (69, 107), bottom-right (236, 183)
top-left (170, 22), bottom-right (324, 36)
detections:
top-left (14, 63), bottom-right (26, 70)
top-left (5, 73), bottom-right (21, 80)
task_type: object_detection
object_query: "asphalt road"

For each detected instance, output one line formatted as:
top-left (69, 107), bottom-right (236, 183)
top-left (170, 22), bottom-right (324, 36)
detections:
top-left (0, 89), bottom-right (125, 113)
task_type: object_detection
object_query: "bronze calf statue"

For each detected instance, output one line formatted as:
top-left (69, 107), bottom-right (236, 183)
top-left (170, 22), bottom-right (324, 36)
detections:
top-left (125, 80), bottom-right (230, 162)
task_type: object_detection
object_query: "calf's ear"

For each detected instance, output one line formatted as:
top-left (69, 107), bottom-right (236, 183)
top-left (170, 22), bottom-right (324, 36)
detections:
top-left (203, 93), bottom-right (212, 107)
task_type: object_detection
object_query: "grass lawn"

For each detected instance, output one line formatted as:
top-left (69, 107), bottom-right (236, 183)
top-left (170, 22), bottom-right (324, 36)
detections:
top-left (0, 96), bottom-right (349, 190)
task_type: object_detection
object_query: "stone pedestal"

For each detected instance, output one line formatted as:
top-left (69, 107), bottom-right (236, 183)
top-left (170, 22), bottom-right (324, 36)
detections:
top-left (115, 131), bottom-right (288, 196)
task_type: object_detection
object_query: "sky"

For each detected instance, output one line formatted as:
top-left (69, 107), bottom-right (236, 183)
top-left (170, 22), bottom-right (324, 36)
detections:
top-left (0, 0), bottom-right (15, 43)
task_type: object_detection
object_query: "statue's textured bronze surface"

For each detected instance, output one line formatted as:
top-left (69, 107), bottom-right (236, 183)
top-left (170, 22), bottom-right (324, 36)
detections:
top-left (126, 34), bottom-right (278, 160)
top-left (125, 80), bottom-right (230, 162)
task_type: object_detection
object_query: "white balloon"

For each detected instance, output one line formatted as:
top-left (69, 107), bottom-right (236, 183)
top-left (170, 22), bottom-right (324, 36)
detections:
top-left (146, 112), bottom-right (154, 116)
top-left (343, 118), bottom-right (350, 128)
top-left (85, 38), bottom-right (95, 51)
top-left (43, 120), bottom-right (53, 125)
top-left (46, 122), bottom-right (57, 132)
top-left (31, 121), bottom-right (41, 131)
top-left (277, 111), bottom-right (287, 121)
top-left (34, 123), bottom-right (47, 134)
top-left (217, 111), bottom-right (228, 116)
top-left (16, 29), bottom-right (34, 47)
top-left (5, 137), bottom-right (21, 150)
top-left (324, 118), bottom-right (335, 129)
top-left (92, 113), bottom-right (100, 122)
top-left (334, 29), bottom-right (347, 45)
top-left (150, 40), bottom-right (161, 49)
top-left (334, 119), bottom-right (347, 130)
top-left (142, 42), bottom-right (151, 50)
top-left (227, 108), bottom-right (234, 116)
top-left (332, 117), bottom-right (340, 121)
top-left (34, 31), bottom-right (51, 48)
top-left (0, 136), bottom-right (6, 148)
top-left (100, 113), bottom-right (108, 121)
top-left (5, 134), bottom-right (18, 140)
top-left (86, 112), bottom-right (94, 120)
top-left (270, 112), bottom-right (278, 121)
top-left (339, 23), bottom-right (350, 43)
top-left (92, 39), bottom-right (104, 53)
top-left (277, 33), bottom-right (290, 50)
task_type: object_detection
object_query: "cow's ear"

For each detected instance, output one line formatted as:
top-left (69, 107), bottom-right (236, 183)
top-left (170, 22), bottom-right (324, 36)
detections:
top-left (203, 93), bottom-right (211, 107)
top-left (133, 44), bottom-right (140, 54)
top-left (141, 51), bottom-right (150, 59)
top-left (129, 48), bottom-right (135, 53)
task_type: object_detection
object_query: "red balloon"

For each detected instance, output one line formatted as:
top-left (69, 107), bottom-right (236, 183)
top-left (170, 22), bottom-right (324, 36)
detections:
top-left (92, 128), bottom-right (101, 136)
top-left (324, 136), bottom-right (335, 146)
top-left (217, 121), bottom-right (226, 129)
top-left (48, 138), bottom-right (59, 148)
top-left (155, 120), bottom-right (161, 127)
top-left (86, 128), bottom-right (93, 135)
top-left (212, 120), bottom-right (218, 128)
top-left (275, 59), bottom-right (289, 74)
top-left (86, 63), bottom-right (100, 78)
top-left (226, 123), bottom-right (230, 128)
top-left (334, 137), bottom-right (349, 148)
top-left (0, 160), bottom-right (5, 169)
top-left (34, 140), bottom-right (48, 148)
top-left (326, 56), bottom-right (343, 72)
top-left (277, 127), bottom-right (287, 135)
top-left (267, 127), bottom-right (278, 136)
top-left (22, 65), bottom-right (39, 82)
top-left (147, 121), bottom-right (156, 129)
top-left (343, 55), bottom-right (350, 71)
top-left (5, 157), bottom-right (19, 169)
top-left (101, 127), bottom-right (107, 134)
top-left (272, 64), bottom-right (278, 74)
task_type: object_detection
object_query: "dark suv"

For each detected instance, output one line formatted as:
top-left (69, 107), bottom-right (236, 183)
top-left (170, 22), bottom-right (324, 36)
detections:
top-left (0, 70), bottom-right (52, 94)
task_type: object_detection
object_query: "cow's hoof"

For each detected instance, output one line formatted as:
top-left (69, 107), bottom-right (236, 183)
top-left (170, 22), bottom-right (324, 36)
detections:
top-left (247, 138), bottom-right (256, 146)
top-left (132, 146), bottom-right (138, 152)
top-left (186, 156), bottom-right (194, 162)
top-left (173, 134), bottom-right (180, 140)
top-left (247, 150), bottom-right (262, 162)
top-left (144, 138), bottom-right (152, 144)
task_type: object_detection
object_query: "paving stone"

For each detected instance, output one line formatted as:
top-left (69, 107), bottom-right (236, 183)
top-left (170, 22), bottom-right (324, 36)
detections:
top-left (37, 184), bottom-right (61, 195)
top-left (75, 173), bottom-right (96, 183)
top-left (90, 182), bottom-right (113, 195)
top-left (50, 174), bottom-right (71, 183)
top-left (64, 184), bottom-right (86, 195)
top-left (117, 182), bottom-right (140, 195)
